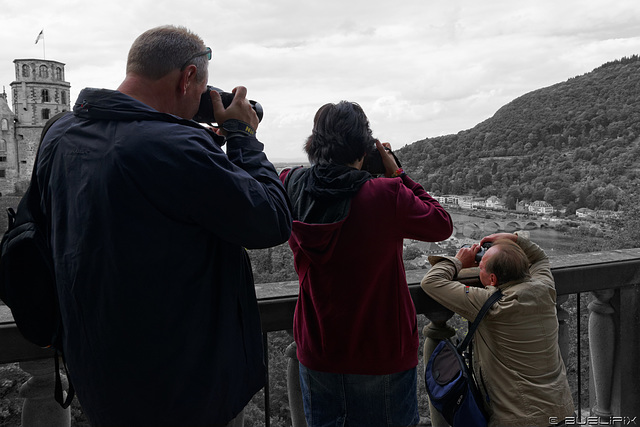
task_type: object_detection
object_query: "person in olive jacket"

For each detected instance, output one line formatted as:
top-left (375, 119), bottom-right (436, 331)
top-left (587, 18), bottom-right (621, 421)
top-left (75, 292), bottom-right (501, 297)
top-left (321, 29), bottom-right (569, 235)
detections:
top-left (421, 232), bottom-right (574, 427)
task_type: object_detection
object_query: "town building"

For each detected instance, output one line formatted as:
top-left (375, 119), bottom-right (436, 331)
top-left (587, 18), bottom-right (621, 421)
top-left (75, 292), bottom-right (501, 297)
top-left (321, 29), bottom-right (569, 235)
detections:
top-left (0, 58), bottom-right (70, 194)
top-left (432, 194), bottom-right (459, 207)
top-left (458, 196), bottom-right (486, 210)
top-left (528, 200), bottom-right (554, 214)
top-left (576, 207), bottom-right (595, 218)
top-left (485, 195), bottom-right (505, 210)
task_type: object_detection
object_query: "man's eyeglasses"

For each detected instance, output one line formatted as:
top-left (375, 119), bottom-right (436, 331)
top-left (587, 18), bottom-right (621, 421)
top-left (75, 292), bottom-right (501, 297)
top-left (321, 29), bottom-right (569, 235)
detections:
top-left (180, 47), bottom-right (212, 70)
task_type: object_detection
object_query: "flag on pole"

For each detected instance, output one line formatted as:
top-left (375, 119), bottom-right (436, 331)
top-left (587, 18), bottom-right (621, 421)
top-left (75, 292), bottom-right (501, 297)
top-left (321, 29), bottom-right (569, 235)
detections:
top-left (35, 30), bottom-right (44, 44)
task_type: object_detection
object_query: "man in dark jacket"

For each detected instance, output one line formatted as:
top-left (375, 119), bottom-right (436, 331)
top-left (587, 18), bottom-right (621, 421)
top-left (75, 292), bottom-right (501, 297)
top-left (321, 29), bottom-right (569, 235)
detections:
top-left (35, 25), bottom-right (292, 426)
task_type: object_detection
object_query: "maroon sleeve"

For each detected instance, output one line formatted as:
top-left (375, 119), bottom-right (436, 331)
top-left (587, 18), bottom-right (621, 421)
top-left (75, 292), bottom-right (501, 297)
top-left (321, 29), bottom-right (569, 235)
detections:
top-left (394, 174), bottom-right (453, 242)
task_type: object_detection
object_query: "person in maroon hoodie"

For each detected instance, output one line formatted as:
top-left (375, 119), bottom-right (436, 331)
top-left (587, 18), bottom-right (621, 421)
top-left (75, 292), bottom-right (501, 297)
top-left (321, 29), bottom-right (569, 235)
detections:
top-left (280, 101), bottom-right (454, 427)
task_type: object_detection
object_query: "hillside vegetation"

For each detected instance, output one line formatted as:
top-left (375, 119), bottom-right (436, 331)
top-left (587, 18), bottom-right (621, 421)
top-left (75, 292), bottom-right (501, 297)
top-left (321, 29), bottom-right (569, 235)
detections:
top-left (396, 55), bottom-right (640, 215)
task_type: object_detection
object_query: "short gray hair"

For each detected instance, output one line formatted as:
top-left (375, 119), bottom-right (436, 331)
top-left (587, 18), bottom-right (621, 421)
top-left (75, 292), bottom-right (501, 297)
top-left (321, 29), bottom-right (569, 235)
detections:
top-left (126, 25), bottom-right (208, 82)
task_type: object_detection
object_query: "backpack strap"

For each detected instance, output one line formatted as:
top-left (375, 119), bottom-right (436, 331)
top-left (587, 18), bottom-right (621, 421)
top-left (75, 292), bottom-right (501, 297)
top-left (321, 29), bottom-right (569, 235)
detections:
top-left (41, 111), bottom-right (69, 141)
top-left (458, 289), bottom-right (503, 353)
top-left (38, 112), bottom-right (76, 408)
top-left (54, 350), bottom-right (75, 408)
top-left (6, 112), bottom-right (70, 229)
top-left (9, 112), bottom-right (69, 221)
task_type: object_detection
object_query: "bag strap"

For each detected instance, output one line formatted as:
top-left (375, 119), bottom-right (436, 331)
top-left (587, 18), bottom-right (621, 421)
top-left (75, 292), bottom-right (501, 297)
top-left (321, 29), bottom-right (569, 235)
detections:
top-left (5, 112), bottom-right (70, 230)
top-left (41, 111), bottom-right (70, 141)
top-left (38, 112), bottom-right (76, 408)
top-left (458, 289), bottom-right (503, 353)
top-left (54, 350), bottom-right (75, 408)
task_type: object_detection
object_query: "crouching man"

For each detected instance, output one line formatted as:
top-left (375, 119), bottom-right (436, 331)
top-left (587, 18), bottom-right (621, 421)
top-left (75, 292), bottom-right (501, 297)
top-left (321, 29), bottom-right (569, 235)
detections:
top-left (420, 232), bottom-right (574, 427)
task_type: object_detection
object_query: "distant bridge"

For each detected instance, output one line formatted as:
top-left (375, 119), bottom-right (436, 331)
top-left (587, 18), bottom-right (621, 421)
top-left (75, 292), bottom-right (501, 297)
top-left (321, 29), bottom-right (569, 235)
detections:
top-left (451, 219), bottom-right (552, 237)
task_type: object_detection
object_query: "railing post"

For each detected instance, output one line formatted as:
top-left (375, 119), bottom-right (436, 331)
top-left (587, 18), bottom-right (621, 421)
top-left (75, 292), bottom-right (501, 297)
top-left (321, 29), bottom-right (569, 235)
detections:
top-left (556, 294), bottom-right (570, 366)
top-left (285, 340), bottom-right (308, 427)
top-left (588, 289), bottom-right (616, 419)
top-left (18, 358), bottom-right (71, 427)
top-left (422, 319), bottom-right (455, 427)
top-left (263, 333), bottom-right (270, 427)
top-left (612, 284), bottom-right (640, 418)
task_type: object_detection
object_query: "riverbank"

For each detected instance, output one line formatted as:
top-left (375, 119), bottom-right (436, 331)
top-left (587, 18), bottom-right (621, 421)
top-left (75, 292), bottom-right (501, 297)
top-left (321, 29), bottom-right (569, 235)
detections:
top-left (402, 207), bottom-right (610, 269)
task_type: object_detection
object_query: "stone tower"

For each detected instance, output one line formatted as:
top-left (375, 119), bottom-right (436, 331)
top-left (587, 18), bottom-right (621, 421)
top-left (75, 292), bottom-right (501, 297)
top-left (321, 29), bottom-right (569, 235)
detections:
top-left (0, 58), bottom-right (71, 194)
top-left (0, 89), bottom-right (17, 195)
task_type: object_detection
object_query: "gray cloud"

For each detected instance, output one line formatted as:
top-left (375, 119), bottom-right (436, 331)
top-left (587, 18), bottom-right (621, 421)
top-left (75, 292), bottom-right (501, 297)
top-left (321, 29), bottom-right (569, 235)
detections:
top-left (2, 0), bottom-right (640, 161)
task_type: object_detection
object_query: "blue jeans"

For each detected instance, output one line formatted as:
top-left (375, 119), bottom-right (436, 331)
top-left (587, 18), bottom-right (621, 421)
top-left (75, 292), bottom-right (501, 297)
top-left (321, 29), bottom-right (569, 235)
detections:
top-left (299, 363), bottom-right (419, 427)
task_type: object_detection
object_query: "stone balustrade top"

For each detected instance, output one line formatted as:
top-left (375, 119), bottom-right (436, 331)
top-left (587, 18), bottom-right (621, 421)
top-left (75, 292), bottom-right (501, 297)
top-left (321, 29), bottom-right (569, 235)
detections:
top-left (0, 304), bottom-right (11, 323)
top-left (254, 247), bottom-right (640, 299)
top-left (2, 247), bottom-right (640, 363)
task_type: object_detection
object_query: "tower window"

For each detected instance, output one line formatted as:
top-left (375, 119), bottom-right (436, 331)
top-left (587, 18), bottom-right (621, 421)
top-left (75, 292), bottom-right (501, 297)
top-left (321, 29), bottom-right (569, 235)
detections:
top-left (22, 64), bottom-right (30, 77)
top-left (42, 109), bottom-right (50, 120)
top-left (61, 91), bottom-right (67, 105)
top-left (39, 65), bottom-right (49, 78)
top-left (1, 119), bottom-right (7, 131)
top-left (55, 67), bottom-right (63, 80)
top-left (42, 89), bottom-right (50, 102)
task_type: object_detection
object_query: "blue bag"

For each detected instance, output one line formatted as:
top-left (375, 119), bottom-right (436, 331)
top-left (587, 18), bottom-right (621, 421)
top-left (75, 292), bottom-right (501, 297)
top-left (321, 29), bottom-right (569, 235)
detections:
top-left (425, 290), bottom-right (502, 427)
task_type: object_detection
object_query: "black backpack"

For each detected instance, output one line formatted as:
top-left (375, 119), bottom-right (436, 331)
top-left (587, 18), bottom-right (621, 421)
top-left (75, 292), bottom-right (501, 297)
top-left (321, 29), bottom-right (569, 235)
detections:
top-left (0, 111), bottom-right (74, 408)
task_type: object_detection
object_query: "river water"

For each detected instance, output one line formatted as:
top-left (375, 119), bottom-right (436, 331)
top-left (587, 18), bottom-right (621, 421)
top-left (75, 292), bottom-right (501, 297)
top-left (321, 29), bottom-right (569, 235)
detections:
top-left (448, 211), bottom-right (585, 256)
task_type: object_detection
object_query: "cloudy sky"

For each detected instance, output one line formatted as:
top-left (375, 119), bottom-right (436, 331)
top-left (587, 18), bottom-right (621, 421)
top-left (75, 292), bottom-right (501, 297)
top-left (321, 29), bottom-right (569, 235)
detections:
top-left (2, 0), bottom-right (640, 162)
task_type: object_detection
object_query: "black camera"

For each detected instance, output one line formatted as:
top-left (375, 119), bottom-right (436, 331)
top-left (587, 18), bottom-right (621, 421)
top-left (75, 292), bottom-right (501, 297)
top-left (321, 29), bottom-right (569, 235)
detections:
top-left (461, 242), bottom-right (493, 263)
top-left (361, 144), bottom-right (402, 176)
top-left (193, 86), bottom-right (264, 124)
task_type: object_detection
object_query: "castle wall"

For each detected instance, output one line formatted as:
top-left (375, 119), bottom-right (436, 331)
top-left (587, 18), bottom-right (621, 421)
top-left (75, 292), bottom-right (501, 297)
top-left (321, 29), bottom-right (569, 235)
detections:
top-left (0, 95), bottom-right (18, 195)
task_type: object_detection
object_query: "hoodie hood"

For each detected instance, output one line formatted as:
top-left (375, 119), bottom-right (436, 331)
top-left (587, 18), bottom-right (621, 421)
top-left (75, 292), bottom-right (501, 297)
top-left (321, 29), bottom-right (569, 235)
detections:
top-left (304, 163), bottom-right (371, 200)
top-left (282, 164), bottom-right (372, 265)
top-left (285, 163), bottom-right (371, 224)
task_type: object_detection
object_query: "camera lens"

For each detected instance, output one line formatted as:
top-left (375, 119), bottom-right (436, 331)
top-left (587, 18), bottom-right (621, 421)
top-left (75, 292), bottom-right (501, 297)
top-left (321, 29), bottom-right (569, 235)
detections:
top-left (461, 243), bottom-right (492, 263)
top-left (193, 86), bottom-right (263, 124)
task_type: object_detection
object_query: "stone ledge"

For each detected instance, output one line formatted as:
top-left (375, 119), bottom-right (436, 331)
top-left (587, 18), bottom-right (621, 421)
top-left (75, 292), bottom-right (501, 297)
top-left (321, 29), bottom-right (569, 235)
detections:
top-left (0, 303), bottom-right (12, 323)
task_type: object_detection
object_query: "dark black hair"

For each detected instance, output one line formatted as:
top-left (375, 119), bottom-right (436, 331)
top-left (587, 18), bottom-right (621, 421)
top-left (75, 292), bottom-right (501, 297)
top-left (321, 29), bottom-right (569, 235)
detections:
top-left (304, 101), bottom-right (374, 165)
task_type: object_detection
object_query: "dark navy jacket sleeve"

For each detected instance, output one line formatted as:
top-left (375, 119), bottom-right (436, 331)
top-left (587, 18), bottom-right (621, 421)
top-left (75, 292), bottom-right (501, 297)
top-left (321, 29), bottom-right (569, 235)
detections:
top-left (114, 121), bottom-right (292, 249)
top-left (221, 133), bottom-right (293, 248)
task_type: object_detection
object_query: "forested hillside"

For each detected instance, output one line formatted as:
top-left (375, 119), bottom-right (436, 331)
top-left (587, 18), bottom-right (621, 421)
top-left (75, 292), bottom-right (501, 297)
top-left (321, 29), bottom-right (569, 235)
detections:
top-left (396, 55), bottom-right (640, 214)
